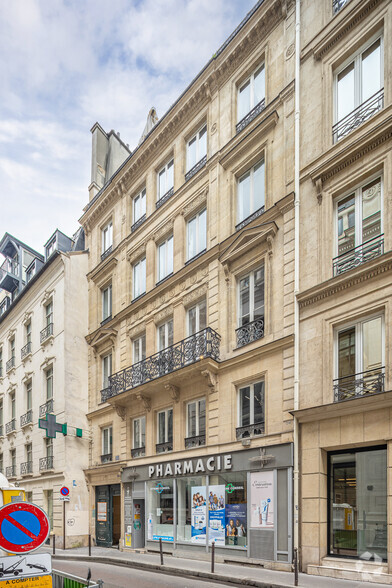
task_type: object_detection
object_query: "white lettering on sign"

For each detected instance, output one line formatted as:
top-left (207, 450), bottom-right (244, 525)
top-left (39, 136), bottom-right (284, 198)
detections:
top-left (147, 454), bottom-right (232, 478)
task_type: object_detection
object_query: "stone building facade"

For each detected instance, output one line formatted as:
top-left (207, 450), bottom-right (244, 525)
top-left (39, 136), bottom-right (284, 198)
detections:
top-left (0, 231), bottom-right (89, 548)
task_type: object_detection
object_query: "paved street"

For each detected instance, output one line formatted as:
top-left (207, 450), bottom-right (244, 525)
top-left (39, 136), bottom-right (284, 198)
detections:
top-left (54, 559), bottom-right (232, 588)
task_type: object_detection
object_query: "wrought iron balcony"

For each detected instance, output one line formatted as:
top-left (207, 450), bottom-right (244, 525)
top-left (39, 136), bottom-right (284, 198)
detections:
top-left (0, 295), bottom-right (11, 316)
top-left (236, 98), bottom-right (266, 134)
top-left (101, 245), bottom-right (112, 262)
top-left (185, 155), bottom-right (207, 183)
top-left (6, 356), bottom-right (15, 372)
top-left (333, 235), bottom-right (384, 276)
top-left (21, 341), bottom-right (32, 360)
top-left (39, 456), bottom-right (54, 471)
top-left (236, 422), bottom-right (265, 440)
top-left (236, 206), bottom-right (265, 231)
top-left (101, 453), bottom-right (112, 464)
top-left (39, 398), bottom-right (54, 418)
top-left (40, 322), bottom-right (53, 343)
top-left (156, 441), bottom-right (173, 454)
top-left (333, 368), bottom-right (385, 402)
top-left (156, 187), bottom-right (174, 209)
top-left (333, 89), bottom-right (384, 143)
top-left (100, 388), bottom-right (111, 404)
top-left (333, 0), bottom-right (350, 14)
top-left (185, 434), bottom-right (206, 449)
top-left (6, 465), bottom-right (16, 479)
top-left (131, 447), bottom-right (145, 459)
top-left (20, 410), bottom-right (33, 428)
top-left (236, 317), bottom-right (264, 348)
top-left (131, 214), bottom-right (146, 233)
top-left (103, 327), bottom-right (220, 402)
top-left (20, 461), bottom-right (33, 476)
top-left (5, 419), bottom-right (16, 434)
top-left (0, 258), bottom-right (19, 292)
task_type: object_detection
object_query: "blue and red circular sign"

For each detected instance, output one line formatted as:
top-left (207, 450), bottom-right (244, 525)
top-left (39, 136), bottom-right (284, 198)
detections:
top-left (0, 502), bottom-right (50, 553)
top-left (60, 486), bottom-right (70, 497)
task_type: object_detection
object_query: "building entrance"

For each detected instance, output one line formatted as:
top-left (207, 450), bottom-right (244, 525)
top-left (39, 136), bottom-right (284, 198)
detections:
top-left (95, 484), bottom-right (121, 547)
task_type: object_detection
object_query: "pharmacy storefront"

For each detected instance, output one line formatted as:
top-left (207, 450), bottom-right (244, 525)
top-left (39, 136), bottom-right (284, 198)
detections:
top-left (122, 444), bottom-right (293, 563)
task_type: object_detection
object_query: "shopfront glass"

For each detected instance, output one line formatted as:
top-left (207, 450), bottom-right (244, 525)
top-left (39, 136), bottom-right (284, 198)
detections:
top-left (330, 447), bottom-right (387, 560)
top-left (208, 472), bottom-right (247, 547)
top-left (147, 479), bottom-right (174, 542)
top-left (176, 476), bottom-right (206, 544)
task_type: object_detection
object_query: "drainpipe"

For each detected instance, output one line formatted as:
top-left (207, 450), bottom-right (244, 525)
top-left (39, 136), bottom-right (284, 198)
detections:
top-left (293, 0), bottom-right (301, 567)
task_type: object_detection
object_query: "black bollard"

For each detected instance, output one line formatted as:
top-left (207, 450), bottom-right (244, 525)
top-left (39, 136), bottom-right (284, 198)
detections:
top-left (159, 537), bottom-right (164, 566)
top-left (88, 534), bottom-right (91, 557)
top-left (53, 534), bottom-right (55, 555)
top-left (293, 547), bottom-right (298, 586)
top-left (211, 541), bottom-right (215, 573)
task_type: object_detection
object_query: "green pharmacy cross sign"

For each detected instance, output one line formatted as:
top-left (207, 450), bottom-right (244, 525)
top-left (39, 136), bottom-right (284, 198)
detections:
top-left (39, 413), bottom-right (83, 439)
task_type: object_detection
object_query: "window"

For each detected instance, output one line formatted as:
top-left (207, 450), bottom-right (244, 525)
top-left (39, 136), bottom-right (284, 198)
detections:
top-left (26, 321), bottom-right (32, 344)
top-left (0, 349), bottom-right (2, 378)
top-left (102, 426), bottom-right (112, 458)
top-left (186, 398), bottom-right (206, 439)
top-left (158, 320), bottom-right (173, 351)
top-left (133, 188), bottom-right (146, 225)
top-left (133, 334), bottom-right (146, 364)
top-left (0, 453), bottom-right (3, 474)
top-left (335, 315), bottom-right (384, 401)
top-left (157, 408), bottom-right (173, 452)
top-left (187, 125), bottom-right (207, 172)
top-left (157, 235), bottom-right (173, 282)
top-left (237, 266), bottom-right (264, 347)
top-left (0, 400), bottom-right (2, 429)
top-left (26, 381), bottom-right (32, 411)
top-left (102, 354), bottom-right (112, 390)
top-left (334, 36), bottom-right (383, 141)
top-left (334, 177), bottom-right (383, 275)
top-left (238, 63), bottom-right (265, 122)
top-left (147, 478), bottom-right (174, 541)
top-left (329, 447), bottom-right (387, 560)
top-left (237, 381), bottom-right (265, 438)
top-left (237, 160), bottom-right (265, 225)
top-left (157, 160), bottom-right (174, 201)
top-left (46, 367), bottom-right (53, 400)
top-left (45, 302), bottom-right (53, 327)
top-left (133, 416), bottom-right (145, 450)
top-left (10, 338), bottom-right (15, 360)
top-left (45, 437), bottom-right (53, 459)
top-left (10, 391), bottom-right (15, 420)
top-left (187, 300), bottom-right (206, 336)
top-left (102, 220), bottom-right (113, 254)
top-left (46, 239), bottom-right (56, 258)
top-left (26, 443), bottom-right (32, 464)
top-left (10, 448), bottom-right (16, 468)
top-left (187, 209), bottom-right (206, 261)
top-left (133, 258), bottom-right (146, 299)
top-left (102, 285), bottom-right (112, 321)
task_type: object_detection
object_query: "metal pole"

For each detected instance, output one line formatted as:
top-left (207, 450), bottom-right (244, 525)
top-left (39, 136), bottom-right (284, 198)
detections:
top-left (63, 500), bottom-right (66, 550)
top-left (211, 541), bottom-right (215, 573)
top-left (293, 547), bottom-right (298, 586)
top-left (53, 534), bottom-right (55, 555)
top-left (88, 534), bottom-right (91, 557)
top-left (159, 537), bottom-right (164, 565)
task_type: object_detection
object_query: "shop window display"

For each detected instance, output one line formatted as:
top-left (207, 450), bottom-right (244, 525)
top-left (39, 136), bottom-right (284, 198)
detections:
top-left (176, 476), bottom-right (207, 543)
top-left (147, 479), bottom-right (174, 542)
top-left (208, 472), bottom-right (247, 547)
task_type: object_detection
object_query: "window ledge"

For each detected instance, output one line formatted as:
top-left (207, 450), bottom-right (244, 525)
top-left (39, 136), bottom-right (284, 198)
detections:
top-left (132, 292), bottom-right (146, 304)
top-left (185, 249), bottom-right (207, 266)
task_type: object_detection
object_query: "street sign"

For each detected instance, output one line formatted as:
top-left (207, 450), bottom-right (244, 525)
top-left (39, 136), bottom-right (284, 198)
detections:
top-left (0, 575), bottom-right (52, 587)
top-left (60, 487), bottom-right (69, 497)
top-left (38, 414), bottom-right (66, 439)
top-left (0, 553), bottom-right (52, 578)
top-left (59, 497), bottom-right (70, 502)
top-left (0, 503), bottom-right (50, 554)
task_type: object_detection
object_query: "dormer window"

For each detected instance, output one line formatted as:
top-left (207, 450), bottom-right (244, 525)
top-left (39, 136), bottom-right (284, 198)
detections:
top-left (46, 239), bottom-right (56, 259)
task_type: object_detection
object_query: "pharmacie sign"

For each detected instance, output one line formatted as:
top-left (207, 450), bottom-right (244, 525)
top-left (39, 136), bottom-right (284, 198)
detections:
top-left (148, 454), bottom-right (232, 479)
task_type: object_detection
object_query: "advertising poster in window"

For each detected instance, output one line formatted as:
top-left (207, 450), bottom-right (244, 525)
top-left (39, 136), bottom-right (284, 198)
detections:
top-left (97, 501), bottom-right (107, 522)
top-left (250, 471), bottom-right (274, 528)
top-left (225, 503), bottom-right (247, 546)
top-left (191, 486), bottom-right (206, 544)
top-left (208, 485), bottom-right (225, 545)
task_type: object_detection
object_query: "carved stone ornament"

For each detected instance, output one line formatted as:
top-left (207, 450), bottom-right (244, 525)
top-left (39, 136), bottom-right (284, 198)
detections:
top-left (165, 384), bottom-right (180, 403)
top-left (201, 369), bottom-right (217, 393)
top-left (41, 290), bottom-right (54, 306)
top-left (22, 312), bottom-right (33, 326)
top-left (127, 243), bottom-right (146, 265)
top-left (7, 384), bottom-right (16, 395)
top-left (183, 284), bottom-right (208, 307)
top-left (285, 43), bottom-right (295, 60)
top-left (136, 394), bottom-right (151, 412)
top-left (181, 186), bottom-right (208, 218)
top-left (21, 372), bottom-right (33, 384)
top-left (7, 329), bottom-right (16, 342)
top-left (40, 356), bottom-right (55, 369)
top-left (315, 178), bottom-right (323, 205)
top-left (114, 405), bottom-right (127, 421)
top-left (152, 218), bottom-right (175, 243)
top-left (154, 306), bottom-right (173, 325)
top-left (211, 122), bottom-right (217, 134)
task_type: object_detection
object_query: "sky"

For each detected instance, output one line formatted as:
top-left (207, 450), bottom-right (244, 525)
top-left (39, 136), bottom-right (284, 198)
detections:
top-left (0, 0), bottom-right (256, 255)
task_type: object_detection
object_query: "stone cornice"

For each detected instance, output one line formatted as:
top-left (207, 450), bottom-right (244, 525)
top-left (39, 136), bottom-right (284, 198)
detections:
top-left (298, 251), bottom-right (392, 309)
top-left (89, 257), bottom-right (118, 285)
top-left (301, 0), bottom-right (384, 62)
top-left (220, 334), bottom-right (294, 372)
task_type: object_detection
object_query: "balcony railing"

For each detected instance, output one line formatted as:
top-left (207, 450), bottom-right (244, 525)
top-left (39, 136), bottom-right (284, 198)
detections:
top-left (236, 422), bottom-right (265, 440)
top-left (156, 187), bottom-right (174, 209)
top-left (333, 368), bottom-right (385, 402)
top-left (0, 258), bottom-right (19, 277)
top-left (40, 322), bottom-right (53, 343)
top-left (185, 155), bottom-right (207, 183)
top-left (20, 461), bottom-right (33, 476)
top-left (333, 0), bottom-right (350, 14)
top-left (103, 327), bottom-right (220, 402)
top-left (6, 465), bottom-right (16, 479)
top-left (156, 441), bottom-right (173, 454)
top-left (21, 341), bottom-right (32, 360)
top-left (101, 453), bottom-right (112, 464)
top-left (39, 456), bottom-right (54, 471)
top-left (185, 434), bottom-right (206, 449)
top-left (236, 317), bottom-right (264, 348)
top-left (101, 245), bottom-right (112, 261)
top-left (332, 89), bottom-right (384, 143)
top-left (131, 214), bottom-right (146, 233)
top-left (131, 447), bottom-right (145, 459)
top-left (236, 98), bottom-right (266, 134)
top-left (20, 410), bottom-right (33, 428)
top-left (5, 419), bottom-right (16, 434)
top-left (6, 357), bottom-right (15, 372)
top-left (39, 398), bottom-right (53, 418)
top-left (236, 206), bottom-right (265, 231)
top-left (333, 235), bottom-right (384, 276)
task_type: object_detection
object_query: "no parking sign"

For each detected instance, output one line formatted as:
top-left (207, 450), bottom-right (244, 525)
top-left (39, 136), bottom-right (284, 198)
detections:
top-left (0, 502), bottom-right (50, 553)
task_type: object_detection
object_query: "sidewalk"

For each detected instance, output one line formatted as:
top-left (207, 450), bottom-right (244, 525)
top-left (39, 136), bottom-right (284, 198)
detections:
top-left (37, 544), bottom-right (389, 587)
